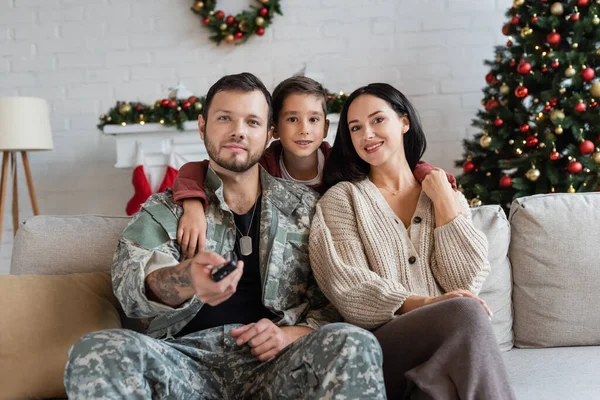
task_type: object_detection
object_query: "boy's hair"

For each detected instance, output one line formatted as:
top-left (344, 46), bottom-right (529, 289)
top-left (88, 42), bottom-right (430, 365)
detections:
top-left (271, 76), bottom-right (328, 125)
top-left (202, 72), bottom-right (273, 127)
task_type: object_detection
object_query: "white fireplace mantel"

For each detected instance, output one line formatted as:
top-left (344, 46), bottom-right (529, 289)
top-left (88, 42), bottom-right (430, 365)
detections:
top-left (102, 115), bottom-right (340, 191)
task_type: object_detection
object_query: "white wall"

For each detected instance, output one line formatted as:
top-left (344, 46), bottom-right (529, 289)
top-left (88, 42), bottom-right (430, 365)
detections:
top-left (0, 0), bottom-right (507, 273)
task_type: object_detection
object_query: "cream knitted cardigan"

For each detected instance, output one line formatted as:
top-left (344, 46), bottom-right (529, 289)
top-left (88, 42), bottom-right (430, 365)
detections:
top-left (309, 178), bottom-right (490, 330)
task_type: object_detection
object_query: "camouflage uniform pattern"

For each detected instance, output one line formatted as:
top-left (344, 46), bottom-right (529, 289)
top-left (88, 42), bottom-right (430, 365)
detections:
top-left (65, 323), bottom-right (385, 399)
top-left (65, 167), bottom-right (386, 399)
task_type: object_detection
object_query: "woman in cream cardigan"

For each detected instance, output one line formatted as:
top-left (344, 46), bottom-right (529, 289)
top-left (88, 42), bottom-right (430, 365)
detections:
top-left (309, 83), bottom-right (515, 400)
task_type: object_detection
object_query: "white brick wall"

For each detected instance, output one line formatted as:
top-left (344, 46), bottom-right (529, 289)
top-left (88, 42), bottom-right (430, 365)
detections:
top-left (0, 0), bottom-right (508, 273)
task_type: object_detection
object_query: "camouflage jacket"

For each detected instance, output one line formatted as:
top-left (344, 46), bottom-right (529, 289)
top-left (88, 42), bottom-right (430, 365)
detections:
top-left (111, 167), bottom-right (341, 339)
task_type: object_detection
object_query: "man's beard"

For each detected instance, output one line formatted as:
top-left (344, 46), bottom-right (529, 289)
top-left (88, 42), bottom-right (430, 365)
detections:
top-left (204, 134), bottom-right (265, 173)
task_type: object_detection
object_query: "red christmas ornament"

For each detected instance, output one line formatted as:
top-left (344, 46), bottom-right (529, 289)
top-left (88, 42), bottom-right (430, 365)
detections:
top-left (591, 101), bottom-right (598, 108)
top-left (511, 16), bottom-right (520, 25)
top-left (580, 140), bottom-right (595, 154)
top-left (485, 72), bottom-right (495, 83)
top-left (520, 124), bottom-right (530, 133)
top-left (577, 0), bottom-right (589, 6)
top-left (581, 67), bottom-right (595, 82)
top-left (169, 100), bottom-right (177, 108)
top-left (510, 59), bottom-right (517, 67)
top-left (507, 40), bottom-right (513, 47)
top-left (518, 61), bottom-right (532, 75)
top-left (214, 10), bottom-right (225, 19)
top-left (494, 117), bottom-right (504, 127)
top-left (531, 15), bottom-right (539, 23)
top-left (491, 78), bottom-right (500, 86)
top-left (463, 161), bottom-right (476, 173)
top-left (515, 86), bottom-right (529, 98)
top-left (547, 32), bottom-right (561, 46)
top-left (526, 136), bottom-right (539, 147)
top-left (188, 96), bottom-right (197, 104)
top-left (256, 27), bottom-right (265, 36)
top-left (550, 98), bottom-right (558, 107)
top-left (499, 175), bottom-right (512, 189)
top-left (550, 151), bottom-right (561, 160)
top-left (551, 60), bottom-right (560, 68)
top-left (485, 98), bottom-right (500, 111)
top-left (160, 99), bottom-right (170, 107)
top-left (567, 161), bottom-right (583, 174)
top-left (135, 104), bottom-right (143, 112)
top-left (572, 13), bottom-right (580, 21)
top-left (182, 101), bottom-right (191, 109)
top-left (542, 66), bottom-right (549, 73)
top-left (226, 15), bottom-right (235, 25)
top-left (259, 7), bottom-right (269, 17)
top-left (203, 18), bottom-right (210, 26)
top-left (235, 32), bottom-right (243, 40)
top-left (544, 104), bottom-right (552, 111)
top-left (575, 101), bottom-right (587, 112)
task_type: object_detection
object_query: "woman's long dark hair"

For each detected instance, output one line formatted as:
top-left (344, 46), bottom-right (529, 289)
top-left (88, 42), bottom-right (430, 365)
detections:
top-left (324, 83), bottom-right (427, 188)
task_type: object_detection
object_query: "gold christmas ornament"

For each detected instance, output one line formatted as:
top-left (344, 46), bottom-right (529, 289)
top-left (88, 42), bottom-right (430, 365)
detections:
top-left (592, 151), bottom-right (600, 164)
top-left (565, 65), bottom-right (576, 77)
top-left (480, 134), bottom-right (492, 148)
top-left (192, 1), bottom-right (204, 11)
top-left (255, 16), bottom-right (265, 26)
top-left (514, 0), bottom-right (525, 5)
top-left (591, 82), bottom-right (600, 97)
top-left (526, 168), bottom-right (541, 181)
top-left (520, 26), bottom-right (533, 37)
top-left (119, 103), bottom-right (132, 114)
top-left (259, 0), bottom-right (270, 4)
top-left (594, 15), bottom-right (600, 25)
top-left (568, 185), bottom-right (576, 193)
top-left (572, 43), bottom-right (579, 49)
top-left (496, 55), bottom-right (503, 62)
top-left (219, 23), bottom-right (227, 30)
top-left (194, 102), bottom-right (203, 111)
top-left (225, 34), bottom-right (235, 44)
top-left (550, 109), bottom-right (565, 123)
top-left (551, 2), bottom-right (564, 15)
top-left (555, 125), bottom-right (564, 134)
top-left (500, 83), bottom-right (510, 94)
top-left (239, 20), bottom-right (248, 32)
top-left (470, 197), bottom-right (483, 207)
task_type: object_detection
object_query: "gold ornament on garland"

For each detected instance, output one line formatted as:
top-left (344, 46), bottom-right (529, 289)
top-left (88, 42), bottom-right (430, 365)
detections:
top-left (568, 185), bottom-right (576, 193)
top-left (526, 167), bottom-right (541, 181)
top-left (190, 0), bottom-right (282, 45)
top-left (119, 103), bottom-right (132, 115)
top-left (551, 2), bottom-right (564, 15)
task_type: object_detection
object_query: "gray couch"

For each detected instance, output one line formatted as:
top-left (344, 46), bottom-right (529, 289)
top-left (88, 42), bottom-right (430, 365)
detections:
top-left (10, 193), bottom-right (600, 399)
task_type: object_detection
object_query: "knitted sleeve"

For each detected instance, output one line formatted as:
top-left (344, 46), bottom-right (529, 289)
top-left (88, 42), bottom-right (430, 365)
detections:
top-left (431, 192), bottom-right (491, 295)
top-left (309, 185), bottom-right (412, 330)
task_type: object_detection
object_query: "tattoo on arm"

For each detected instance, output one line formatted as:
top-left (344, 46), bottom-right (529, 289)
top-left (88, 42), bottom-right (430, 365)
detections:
top-left (145, 260), bottom-right (194, 307)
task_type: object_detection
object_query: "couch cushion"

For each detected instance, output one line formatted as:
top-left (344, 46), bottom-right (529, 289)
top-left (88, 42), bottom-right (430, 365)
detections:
top-left (10, 215), bottom-right (130, 275)
top-left (471, 205), bottom-right (514, 351)
top-left (0, 272), bottom-right (122, 399)
top-left (503, 346), bottom-right (600, 400)
top-left (509, 193), bottom-right (600, 347)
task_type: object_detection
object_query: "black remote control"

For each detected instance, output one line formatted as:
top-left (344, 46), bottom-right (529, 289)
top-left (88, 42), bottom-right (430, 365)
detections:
top-left (210, 252), bottom-right (238, 282)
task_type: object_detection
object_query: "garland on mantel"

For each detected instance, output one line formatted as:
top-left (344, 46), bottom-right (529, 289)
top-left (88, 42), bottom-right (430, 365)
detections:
top-left (98, 91), bottom-right (349, 132)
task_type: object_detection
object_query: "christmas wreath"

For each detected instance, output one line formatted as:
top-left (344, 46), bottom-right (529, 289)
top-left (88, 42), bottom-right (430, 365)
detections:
top-left (191, 0), bottom-right (282, 45)
top-left (98, 91), bottom-right (348, 131)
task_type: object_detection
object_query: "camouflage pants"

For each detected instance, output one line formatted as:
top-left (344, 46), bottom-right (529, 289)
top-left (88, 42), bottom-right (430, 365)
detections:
top-left (64, 322), bottom-right (386, 400)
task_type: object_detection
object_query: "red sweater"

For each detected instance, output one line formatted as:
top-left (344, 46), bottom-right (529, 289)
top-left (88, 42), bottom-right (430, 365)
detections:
top-left (173, 140), bottom-right (457, 205)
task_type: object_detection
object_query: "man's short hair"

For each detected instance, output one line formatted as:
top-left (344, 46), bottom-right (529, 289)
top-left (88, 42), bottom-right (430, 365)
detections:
top-left (202, 72), bottom-right (273, 127)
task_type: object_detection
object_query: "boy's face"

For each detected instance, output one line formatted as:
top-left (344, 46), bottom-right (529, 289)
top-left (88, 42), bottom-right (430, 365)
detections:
top-left (274, 94), bottom-right (329, 158)
top-left (199, 90), bottom-right (272, 173)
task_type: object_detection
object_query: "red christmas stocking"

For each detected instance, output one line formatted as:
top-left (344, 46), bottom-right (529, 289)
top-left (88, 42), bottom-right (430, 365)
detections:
top-left (158, 151), bottom-right (182, 192)
top-left (126, 146), bottom-right (153, 216)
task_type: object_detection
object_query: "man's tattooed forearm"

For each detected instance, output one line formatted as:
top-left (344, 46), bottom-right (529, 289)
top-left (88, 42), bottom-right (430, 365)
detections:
top-left (147, 261), bottom-right (193, 306)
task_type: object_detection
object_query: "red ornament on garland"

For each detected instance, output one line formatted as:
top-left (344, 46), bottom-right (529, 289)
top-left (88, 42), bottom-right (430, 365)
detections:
top-left (485, 98), bottom-right (500, 111)
top-left (581, 67), bottom-right (595, 82)
top-left (551, 60), bottom-right (560, 68)
top-left (511, 16), bottom-right (520, 24)
top-left (577, 0), bottom-right (589, 6)
top-left (547, 32), bottom-right (561, 46)
top-left (526, 136), bottom-right (539, 147)
top-left (188, 96), bottom-right (197, 104)
top-left (575, 101), bottom-right (587, 112)
top-left (567, 161), bottom-right (583, 174)
top-left (182, 101), bottom-right (191, 109)
top-left (226, 15), bottom-right (235, 25)
top-left (203, 18), bottom-right (210, 25)
top-left (485, 72), bottom-right (495, 83)
top-left (169, 100), bottom-right (177, 108)
top-left (518, 61), bottom-right (532, 75)
top-left (463, 161), bottom-right (476, 173)
top-left (499, 176), bottom-right (512, 189)
top-left (259, 7), bottom-right (269, 17)
top-left (214, 10), bottom-right (225, 19)
top-left (235, 32), bottom-right (243, 40)
top-left (494, 117), bottom-right (504, 127)
top-left (580, 140), bottom-right (595, 154)
top-left (550, 150), bottom-right (560, 160)
top-left (135, 104), bottom-right (143, 112)
top-left (515, 86), bottom-right (529, 98)
top-left (520, 124), bottom-right (530, 133)
top-left (256, 27), bottom-right (265, 36)
top-left (160, 99), bottom-right (170, 107)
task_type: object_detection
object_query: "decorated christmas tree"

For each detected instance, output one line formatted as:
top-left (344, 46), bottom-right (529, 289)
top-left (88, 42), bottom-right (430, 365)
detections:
top-left (456, 0), bottom-right (600, 211)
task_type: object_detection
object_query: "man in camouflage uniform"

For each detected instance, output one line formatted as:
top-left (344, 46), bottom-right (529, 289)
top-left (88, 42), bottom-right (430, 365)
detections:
top-left (64, 73), bottom-right (386, 399)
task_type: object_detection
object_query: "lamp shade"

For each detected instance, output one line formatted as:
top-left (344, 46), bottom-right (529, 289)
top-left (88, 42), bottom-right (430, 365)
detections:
top-left (0, 97), bottom-right (54, 151)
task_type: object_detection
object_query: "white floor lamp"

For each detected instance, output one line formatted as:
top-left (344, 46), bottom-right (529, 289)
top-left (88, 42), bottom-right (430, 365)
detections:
top-left (0, 97), bottom-right (54, 242)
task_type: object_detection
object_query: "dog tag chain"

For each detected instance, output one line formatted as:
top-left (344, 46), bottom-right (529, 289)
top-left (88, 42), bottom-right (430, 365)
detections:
top-left (235, 199), bottom-right (258, 256)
